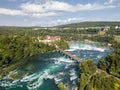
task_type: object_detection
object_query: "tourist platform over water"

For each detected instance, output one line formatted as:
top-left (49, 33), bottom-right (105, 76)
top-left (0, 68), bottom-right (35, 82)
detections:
top-left (56, 46), bottom-right (109, 79)
top-left (56, 47), bottom-right (82, 63)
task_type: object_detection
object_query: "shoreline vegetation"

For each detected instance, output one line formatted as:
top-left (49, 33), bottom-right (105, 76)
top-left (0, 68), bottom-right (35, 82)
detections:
top-left (0, 23), bottom-right (120, 90)
top-left (78, 63), bottom-right (120, 90)
top-left (0, 35), bottom-right (68, 78)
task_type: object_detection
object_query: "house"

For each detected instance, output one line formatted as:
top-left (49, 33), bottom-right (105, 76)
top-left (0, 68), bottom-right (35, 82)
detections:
top-left (101, 26), bottom-right (110, 31)
top-left (44, 36), bottom-right (61, 42)
top-left (115, 25), bottom-right (120, 30)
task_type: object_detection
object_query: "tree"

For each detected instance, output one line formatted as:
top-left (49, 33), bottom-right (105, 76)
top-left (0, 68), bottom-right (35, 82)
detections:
top-left (97, 59), bottom-right (107, 71)
top-left (78, 60), bottom-right (96, 90)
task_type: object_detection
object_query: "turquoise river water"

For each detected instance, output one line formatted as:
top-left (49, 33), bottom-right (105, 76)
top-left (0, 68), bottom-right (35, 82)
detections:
top-left (0, 41), bottom-right (113, 90)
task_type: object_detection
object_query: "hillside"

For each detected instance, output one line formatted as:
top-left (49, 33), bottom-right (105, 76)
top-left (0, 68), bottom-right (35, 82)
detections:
top-left (56, 21), bottom-right (120, 28)
top-left (78, 60), bottom-right (120, 90)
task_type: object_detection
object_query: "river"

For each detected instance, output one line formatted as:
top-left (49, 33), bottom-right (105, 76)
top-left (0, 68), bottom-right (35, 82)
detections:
top-left (0, 41), bottom-right (113, 90)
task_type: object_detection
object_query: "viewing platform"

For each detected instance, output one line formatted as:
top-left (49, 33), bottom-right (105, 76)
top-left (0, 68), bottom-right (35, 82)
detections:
top-left (56, 47), bottom-right (82, 63)
top-left (56, 46), bottom-right (107, 77)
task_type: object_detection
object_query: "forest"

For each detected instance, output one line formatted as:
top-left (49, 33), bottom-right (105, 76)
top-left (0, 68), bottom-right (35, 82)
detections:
top-left (56, 21), bottom-right (120, 28)
top-left (0, 28), bottom-right (68, 78)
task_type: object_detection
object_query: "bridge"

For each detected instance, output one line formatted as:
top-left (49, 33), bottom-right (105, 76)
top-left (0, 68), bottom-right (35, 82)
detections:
top-left (56, 48), bottom-right (108, 74)
top-left (56, 47), bottom-right (82, 63)
top-left (56, 47), bottom-right (110, 75)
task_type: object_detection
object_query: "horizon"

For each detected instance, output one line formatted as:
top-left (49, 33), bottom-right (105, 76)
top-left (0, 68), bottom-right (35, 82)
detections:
top-left (0, 0), bottom-right (120, 27)
top-left (0, 21), bottom-right (120, 27)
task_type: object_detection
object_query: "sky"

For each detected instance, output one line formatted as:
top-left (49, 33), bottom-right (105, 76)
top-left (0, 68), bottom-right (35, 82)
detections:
top-left (0, 0), bottom-right (120, 27)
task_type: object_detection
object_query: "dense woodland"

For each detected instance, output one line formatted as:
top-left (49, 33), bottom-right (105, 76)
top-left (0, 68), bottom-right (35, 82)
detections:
top-left (98, 42), bottom-right (120, 78)
top-left (56, 22), bottom-right (120, 28)
top-left (0, 35), bottom-right (55, 66)
top-left (78, 57), bottom-right (120, 90)
top-left (0, 28), bottom-right (68, 78)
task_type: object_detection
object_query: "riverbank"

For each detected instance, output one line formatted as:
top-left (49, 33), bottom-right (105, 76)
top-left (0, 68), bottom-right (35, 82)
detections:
top-left (78, 59), bottom-right (120, 90)
top-left (0, 34), bottom-right (69, 79)
top-left (0, 41), bottom-right (114, 90)
top-left (78, 41), bottom-right (120, 90)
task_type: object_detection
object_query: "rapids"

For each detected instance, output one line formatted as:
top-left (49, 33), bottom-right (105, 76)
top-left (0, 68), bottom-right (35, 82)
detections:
top-left (0, 41), bottom-right (113, 90)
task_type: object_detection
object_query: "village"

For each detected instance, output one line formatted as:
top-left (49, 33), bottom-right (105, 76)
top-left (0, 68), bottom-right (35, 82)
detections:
top-left (34, 25), bottom-right (120, 31)
top-left (37, 35), bottom-right (61, 43)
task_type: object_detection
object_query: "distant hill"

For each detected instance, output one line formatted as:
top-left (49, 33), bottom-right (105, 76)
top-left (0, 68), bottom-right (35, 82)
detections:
top-left (0, 21), bottom-right (120, 28)
top-left (55, 21), bottom-right (120, 28)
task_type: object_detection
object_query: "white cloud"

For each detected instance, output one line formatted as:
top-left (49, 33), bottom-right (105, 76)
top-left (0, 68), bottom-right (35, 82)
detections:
top-left (21, 3), bottom-right (44, 13)
top-left (19, 0), bottom-right (116, 18)
top-left (31, 12), bottom-right (58, 17)
top-left (20, 1), bottom-right (74, 13)
top-left (0, 0), bottom-right (117, 18)
top-left (105, 0), bottom-right (120, 5)
top-left (110, 0), bottom-right (115, 4)
top-left (75, 3), bottom-right (115, 11)
top-left (21, 1), bottom-right (116, 13)
top-left (0, 8), bottom-right (27, 16)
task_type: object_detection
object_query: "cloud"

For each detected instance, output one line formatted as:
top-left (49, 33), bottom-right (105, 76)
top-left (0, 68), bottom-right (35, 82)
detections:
top-left (21, 3), bottom-right (43, 13)
top-left (105, 0), bottom-right (120, 5)
top-left (0, 0), bottom-right (117, 18)
top-left (21, 0), bottom-right (116, 13)
top-left (0, 8), bottom-right (27, 16)
top-left (107, 0), bottom-right (114, 4)
top-left (19, 0), bottom-right (116, 18)
top-left (31, 12), bottom-right (58, 17)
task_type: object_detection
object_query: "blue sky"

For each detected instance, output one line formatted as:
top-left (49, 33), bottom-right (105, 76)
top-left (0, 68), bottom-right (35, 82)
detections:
top-left (0, 0), bottom-right (120, 26)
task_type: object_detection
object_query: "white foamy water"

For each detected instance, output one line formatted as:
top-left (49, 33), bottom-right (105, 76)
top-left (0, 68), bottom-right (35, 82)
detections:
top-left (27, 80), bottom-right (43, 90)
top-left (26, 64), bottom-right (63, 89)
top-left (20, 73), bottom-right (35, 82)
top-left (68, 42), bottom-right (107, 52)
top-left (26, 71), bottom-right (49, 89)
top-left (54, 77), bottom-right (62, 84)
top-left (0, 78), bottom-right (21, 89)
top-left (97, 55), bottom-right (102, 59)
top-left (52, 57), bottom-right (74, 64)
top-left (0, 69), bottom-right (21, 88)
top-left (69, 69), bottom-right (78, 81)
